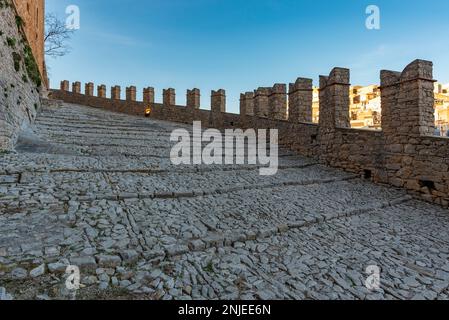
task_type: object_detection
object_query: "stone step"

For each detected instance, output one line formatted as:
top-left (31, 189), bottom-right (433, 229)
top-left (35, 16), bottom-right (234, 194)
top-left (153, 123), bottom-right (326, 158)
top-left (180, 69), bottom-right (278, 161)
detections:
top-left (17, 164), bottom-right (349, 196)
top-left (0, 152), bottom-right (312, 175)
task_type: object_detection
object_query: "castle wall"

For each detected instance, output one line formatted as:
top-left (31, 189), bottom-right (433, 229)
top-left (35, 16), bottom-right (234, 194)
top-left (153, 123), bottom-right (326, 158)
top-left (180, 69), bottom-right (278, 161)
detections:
top-left (12, 0), bottom-right (46, 85)
top-left (289, 78), bottom-right (313, 123)
top-left (50, 59), bottom-right (449, 208)
top-left (0, 0), bottom-right (43, 150)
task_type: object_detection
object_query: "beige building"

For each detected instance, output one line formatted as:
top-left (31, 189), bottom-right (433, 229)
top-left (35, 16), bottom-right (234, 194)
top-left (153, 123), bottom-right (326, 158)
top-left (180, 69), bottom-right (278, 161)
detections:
top-left (349, 85), bottom-right (382, 129)
top-left (311, 83), bottom-right (449, 135)
top-left (311, 85), bottom-right (382, 129)
top-left (312, 87), bottom-right (320, 123)
top-left (434, 83), bottom-right (449, 136)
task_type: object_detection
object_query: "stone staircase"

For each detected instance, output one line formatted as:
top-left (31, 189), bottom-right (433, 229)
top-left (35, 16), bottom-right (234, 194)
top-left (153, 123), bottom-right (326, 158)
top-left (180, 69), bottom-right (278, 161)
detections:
top-left (0, 102), bottom-right (449, 300)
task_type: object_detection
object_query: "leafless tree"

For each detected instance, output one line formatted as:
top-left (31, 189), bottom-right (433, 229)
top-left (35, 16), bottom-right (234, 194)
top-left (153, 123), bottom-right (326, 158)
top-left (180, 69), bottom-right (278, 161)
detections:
top-left (45, 13), bottom-right (74, 58)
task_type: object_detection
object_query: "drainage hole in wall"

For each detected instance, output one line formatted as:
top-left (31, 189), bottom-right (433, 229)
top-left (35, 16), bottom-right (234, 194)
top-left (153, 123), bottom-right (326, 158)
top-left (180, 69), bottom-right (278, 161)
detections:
top-left (419, 180), bottom-right (436, 192)
top-left (363, 169), bottom-right (372, 180)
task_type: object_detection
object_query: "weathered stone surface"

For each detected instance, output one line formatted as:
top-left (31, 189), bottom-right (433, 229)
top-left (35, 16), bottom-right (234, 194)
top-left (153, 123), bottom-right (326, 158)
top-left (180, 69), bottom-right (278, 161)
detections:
top-left (30, 264), bottom-right (46, 278)
top-left (97, 255), bottom-right (122, 268)
top-left (0, 1), bottom-right (42, 150)
top-left (70, 256), bottom-right (97, 271)
top-left (48, 262), bottom-right (68, 273)
top-left (120, 250), bottom-right (139, 264)
top-left (0, 287), bottom-right (13, 300)
top-left (13, 0), bottom-right (46, 81)
top-left (49, 58), bottom-right (449, 208)
top-left (1, 101), bottom-right (449, 301)
top-left (11, 268), bottom-right (28, 280)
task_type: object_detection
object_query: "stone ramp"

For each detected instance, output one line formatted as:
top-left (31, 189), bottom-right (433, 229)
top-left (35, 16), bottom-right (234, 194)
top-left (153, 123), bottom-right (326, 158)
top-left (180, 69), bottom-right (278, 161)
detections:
top-left (15, 128), bottom-right (81, 156)
top-left (1, 102), bottom-right (449, 300)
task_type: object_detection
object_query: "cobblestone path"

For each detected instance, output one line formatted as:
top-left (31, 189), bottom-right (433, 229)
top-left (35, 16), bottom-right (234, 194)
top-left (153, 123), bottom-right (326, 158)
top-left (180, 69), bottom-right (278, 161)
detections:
top-left (1, 102), bottom-right (449, 300)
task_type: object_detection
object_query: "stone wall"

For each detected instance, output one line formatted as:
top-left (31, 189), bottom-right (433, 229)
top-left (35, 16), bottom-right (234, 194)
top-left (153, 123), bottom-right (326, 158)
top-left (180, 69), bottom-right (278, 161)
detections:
top-left (288, 78), bottom-right (313, 123)
top-left (49, 59), bottom-right (449, 207)
top-left (0, 0), bottom-right (43, 150)
top-left (12, 0), bottom-right (46, 86)
top-left (380, 60), bottom-right (449, 205)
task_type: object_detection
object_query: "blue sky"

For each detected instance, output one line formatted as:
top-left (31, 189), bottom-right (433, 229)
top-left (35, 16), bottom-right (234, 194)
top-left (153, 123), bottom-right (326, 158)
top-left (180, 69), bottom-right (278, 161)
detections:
top-left (46, 0), bottom-right (449, 113)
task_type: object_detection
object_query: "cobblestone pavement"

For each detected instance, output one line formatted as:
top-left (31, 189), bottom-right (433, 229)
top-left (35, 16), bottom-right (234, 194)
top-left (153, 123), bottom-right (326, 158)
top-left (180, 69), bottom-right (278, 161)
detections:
top-left (1, 102), bottom-right (449, 300)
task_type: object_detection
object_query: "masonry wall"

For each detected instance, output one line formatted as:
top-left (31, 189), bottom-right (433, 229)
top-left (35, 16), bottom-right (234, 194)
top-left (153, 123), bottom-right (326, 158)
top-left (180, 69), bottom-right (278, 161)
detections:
top-left (50, 59), bottom-right (449, 208)
top-left (379, 61), bottom-right (449, 206)
top-left (0, 0), bottom-right (43, 150)
top-left (12, 0), bottom-right (46, 86)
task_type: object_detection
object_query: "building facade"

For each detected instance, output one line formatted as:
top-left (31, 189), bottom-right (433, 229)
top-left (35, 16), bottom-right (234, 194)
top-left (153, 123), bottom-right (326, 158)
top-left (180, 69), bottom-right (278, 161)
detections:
top-left (434, 83), bottom-right (449, 136)
top-left (310, 83), bottom-right (449, 134)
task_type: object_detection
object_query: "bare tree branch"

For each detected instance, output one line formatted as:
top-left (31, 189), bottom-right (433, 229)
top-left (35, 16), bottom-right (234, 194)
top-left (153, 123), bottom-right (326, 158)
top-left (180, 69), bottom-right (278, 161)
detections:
top-left (45, 13), bottom-right (74, 58)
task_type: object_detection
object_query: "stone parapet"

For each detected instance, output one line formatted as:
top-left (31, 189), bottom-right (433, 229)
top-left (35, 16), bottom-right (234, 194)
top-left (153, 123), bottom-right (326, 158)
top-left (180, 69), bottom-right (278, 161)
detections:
top-left (240, 92), bottom-right (255, 117)
top-left (187, 89), bottom-right (201, 109)
top-left (49, 60), bottom-right (449, 208)
top-left (111, 86), bottom-right (121, 100)
top-left (163, 88), bottom-right (176, 106)
top-left (254, 87), bottom-right (270, 118)
top-left (60, 80), bottom-right (70, 91)
top-left (126, 86), bottom-right (137, 101)
top-left (98, 85), bottom-right (107, 98)
top-left (72, 82), bottom-right (81, 94)
top-left (288, 78), bottom-right (313, 123)
top-left (143, 87), bottom-right (155, 104)
top-left (268, 84), bottom-right (287, 120)
top-left (211, 89), bottom-right (226, 113)
top-left (85, 83), bottom-right (94, 96)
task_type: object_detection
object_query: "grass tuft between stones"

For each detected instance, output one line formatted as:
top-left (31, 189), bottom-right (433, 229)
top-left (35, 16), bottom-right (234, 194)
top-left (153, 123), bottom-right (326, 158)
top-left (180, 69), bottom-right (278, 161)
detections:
top-left (6, 36), bottom-right (15, 47)
top-left (23, 45), bottom-right (41, 87)
top-left (12, 51), bottom-right (21, 72)
top-left (203, 262), bottom-right (214, 274)
top-left (15, 15), bottom-right (24, 29)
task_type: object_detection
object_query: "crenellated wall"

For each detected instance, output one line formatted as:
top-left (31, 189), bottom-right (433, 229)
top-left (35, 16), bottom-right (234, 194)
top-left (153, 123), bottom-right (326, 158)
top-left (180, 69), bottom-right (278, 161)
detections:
top-left (379, 60), bottom-right (448, 204)
top-left (288, 78), bottom-right (313, 123)
top-left (49, 59), bottom-right (449, 207)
